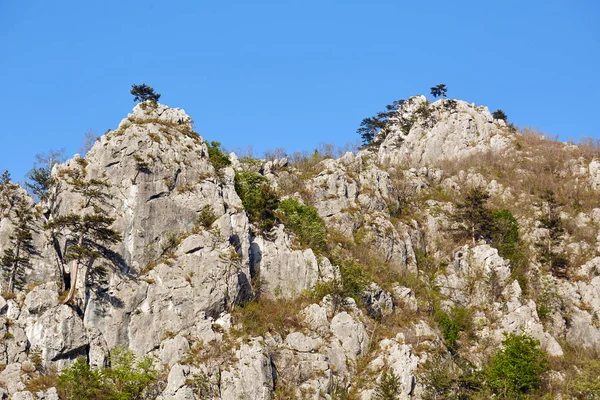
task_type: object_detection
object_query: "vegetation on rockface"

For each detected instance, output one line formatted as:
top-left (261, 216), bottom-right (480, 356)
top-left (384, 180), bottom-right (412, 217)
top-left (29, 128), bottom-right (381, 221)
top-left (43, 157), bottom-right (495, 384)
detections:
top-left (491, 209), bottom-right (520, 261)
top-left (485, 333), bottom-right (549, 398)
top-left (419, 355), bottom-right (483, 400)
top-left (47, 166), bottom-right (122, 305)
top-left (234, 171), bottom-right (279, 232)
top-left (0, 173), bottom-right (36, 294)
top-left (450, 186), bottom-right (494, 245)
top-left (0, 171), bottom-right (19, 219)
top-left (419, 333), bottom-right (548, 399)
top-left (357, 99), bottom-right (405, 146)
top-left (57, 349), bottom-right (164, 400)
top-left (25, 149), bottom-right (65, 204)
top-left (491, 209), bottom-right (529, 291)
top-left (373, 368), bottom-right (401, 400)
top-left (130, 83), bottom-right (161, 104)
top-left (571, 358), bottom-right (600, 398)
top-left (311, 258), bottom-right (371, 315)
top-left (434, 306), bottom-right (474, 354)
top-left (535, 190), bottom-right (569, 278)
top-left (231, 296), bottom-right (309, 338)
top-left (276, 198), bottom-right (326, 252)
top-left (0, 197), bottom-right (35, 294)
top-left (492, 109), bottom-right (508, 121)
top-left (206, 141), bottom-right (231, 171)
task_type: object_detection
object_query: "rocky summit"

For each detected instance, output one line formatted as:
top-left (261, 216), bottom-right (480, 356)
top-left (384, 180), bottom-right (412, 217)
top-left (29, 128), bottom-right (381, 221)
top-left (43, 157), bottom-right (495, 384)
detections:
top-left (1, 96), bottom-right (600, 399)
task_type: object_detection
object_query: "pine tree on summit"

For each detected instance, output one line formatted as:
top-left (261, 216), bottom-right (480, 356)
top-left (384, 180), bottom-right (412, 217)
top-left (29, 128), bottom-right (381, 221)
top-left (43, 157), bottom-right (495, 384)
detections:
top-left (130, 84), bottom-right (161, 103)
top-left (357, 99), bottom-right (405, 146)
top-left (430, 84), bottom-right (448, 101)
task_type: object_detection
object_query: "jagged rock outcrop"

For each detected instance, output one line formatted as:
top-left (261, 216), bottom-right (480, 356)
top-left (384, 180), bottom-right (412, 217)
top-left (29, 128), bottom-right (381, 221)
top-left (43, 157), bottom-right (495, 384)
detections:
top-left (378, 96), bottom-right (513, 167)
top-left (1, 96), bottom-right (599, 399)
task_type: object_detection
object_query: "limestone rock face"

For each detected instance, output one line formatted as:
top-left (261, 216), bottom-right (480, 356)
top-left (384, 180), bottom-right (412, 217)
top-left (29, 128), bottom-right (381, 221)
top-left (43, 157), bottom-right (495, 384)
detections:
top-left (436, 244), bottom-right (512, 307)
top-left (220, 340), bottom-right (274, 400)
top-left (3, 98), bottom-right (600, 399)
top-left (250, 225), bottom-right (337, 297)
top-left (590, 159), bottom-right (600, 190)
top-left (25, 305), bottom-right (88, 364)
top-left (378, 96), bottom-right (513, 167)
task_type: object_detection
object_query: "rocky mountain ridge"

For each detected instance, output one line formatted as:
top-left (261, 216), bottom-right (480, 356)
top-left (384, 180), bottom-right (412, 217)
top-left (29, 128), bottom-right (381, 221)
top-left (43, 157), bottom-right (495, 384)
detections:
top-left (0, 96), bottom-right (599, 399)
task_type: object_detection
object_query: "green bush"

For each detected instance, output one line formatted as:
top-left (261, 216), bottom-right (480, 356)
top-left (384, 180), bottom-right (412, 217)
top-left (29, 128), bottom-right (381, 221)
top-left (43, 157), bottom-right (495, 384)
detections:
top-left (234, 171), bottom-right (279, 232)
top-left (340, 259), bottom-right (371, 302)
top-left (435, 306), bottom-right (473, 353)
top-left (57, 358), bottom-right (105, 400)
top-left (277, 198), bottom-right (326, 252)
top-left (374, 368), bottom-right (401, 399)
top-left (418, 355), bottom-right (483, 400)
top-left (485, 333), bottom-right (548, 398)
top-left (57, 349), bottom-right (162, 400)
top-left (196, 206), bottom-right (217, 229)
top-left (311, 259), bottom-right (370, 306)
top-left (492, 109), bottom-right (508, 121)
top-left (573, 359), bottom-right (600, 398)
top-left (206, 141), bottom-right (231, 171)
top-left (491, 210), bottom-right (519, 260)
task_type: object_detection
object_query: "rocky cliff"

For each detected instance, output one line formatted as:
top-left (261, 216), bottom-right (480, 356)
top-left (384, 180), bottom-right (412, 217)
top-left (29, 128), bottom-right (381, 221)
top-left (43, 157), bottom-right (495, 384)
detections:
top-left (1, 96), bottom-right (599, 399)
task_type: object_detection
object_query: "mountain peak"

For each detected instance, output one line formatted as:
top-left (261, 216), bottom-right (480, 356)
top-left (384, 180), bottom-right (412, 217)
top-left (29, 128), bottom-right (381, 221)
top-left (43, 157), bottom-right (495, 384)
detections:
top-left (377, 95), bottom-right (514, 167)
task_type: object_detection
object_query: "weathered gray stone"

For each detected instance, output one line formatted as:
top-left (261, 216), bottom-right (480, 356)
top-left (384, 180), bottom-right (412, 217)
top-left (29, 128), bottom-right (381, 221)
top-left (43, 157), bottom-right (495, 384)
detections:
top-left (160, 335), bottom-right (191, 368)
top-left (220, 339), bottom-right (274, 400)
top-left (25, 305), bottom-right (87, 363)
top-left (377, 96), bottom-right (513, 167)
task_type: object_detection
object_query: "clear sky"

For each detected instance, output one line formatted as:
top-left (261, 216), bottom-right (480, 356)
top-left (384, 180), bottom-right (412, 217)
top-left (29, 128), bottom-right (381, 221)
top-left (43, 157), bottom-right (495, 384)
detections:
top-left (1, 0), bottom-right (599, 182)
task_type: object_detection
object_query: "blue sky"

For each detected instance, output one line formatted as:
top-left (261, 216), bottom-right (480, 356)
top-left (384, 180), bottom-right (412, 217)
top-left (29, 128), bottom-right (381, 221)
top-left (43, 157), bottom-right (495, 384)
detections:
top-left (1, 0), bottom-right (599, 182)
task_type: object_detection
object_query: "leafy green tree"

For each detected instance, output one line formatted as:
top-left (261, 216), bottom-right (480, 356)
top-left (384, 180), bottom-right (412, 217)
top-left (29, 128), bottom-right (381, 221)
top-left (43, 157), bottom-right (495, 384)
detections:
top-left (339, 259), bottom-right (370, 302)
top-left (451, 187), bottom-right (493, 245)
top-left (103, 347), bottom-right (161, 399)
top-left (277, 198), bottom-right (326, 252)
top-left (57, 350), bottom-right (162, 400)
top-left (374, 368), bottom-right (401, 400)
top-left (234, 171), bottom-right (279, 232)
top-left (485, 333), bottom-right (549, 398)
top-left (357, 100), bottom-right (405, 146)
top-left (492, 109), bottom-right (508, 121)
top-left (430, 84), bottom-right (448, 101)
top-left (57, 357), bottom-right (106, 400)
top-left (206, 141), bottom-right (231, 170)
top-left (435, 306), bottom-right (473, 353)
top-left (130, 84), bottom-right (161, 103)
top-left (47, 167), bottom-right (121, 304)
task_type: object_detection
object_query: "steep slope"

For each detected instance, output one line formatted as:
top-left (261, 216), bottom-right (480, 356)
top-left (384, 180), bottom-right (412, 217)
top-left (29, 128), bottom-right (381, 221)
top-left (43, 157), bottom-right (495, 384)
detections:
top-left (0, 96), bottom-right (599, 399)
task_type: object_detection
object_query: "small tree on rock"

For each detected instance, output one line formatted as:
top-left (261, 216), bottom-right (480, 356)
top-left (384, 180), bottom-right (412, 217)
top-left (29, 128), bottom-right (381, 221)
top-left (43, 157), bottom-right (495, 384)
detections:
top-left (357, 99), bottom-right (405, 146)
top-left (0, 175), bottom-right (37, 294)
top-left (1, 197), bottom-right (36, 293)
top-left (451, 187), bottom-right (493, 245)
top-left (492, 109), bottom-right (508, 121)
top-left (25, 149), bottom-right (65, 204)
top-left (535, 190), bottom-right (569, 278)
top-left (47, 166), bottom-right (121, 305)
top-left (130, 84), bottom-right (161, 103)
top-left (485, 333), bottom-right (549, 397)
top-left (374, 368), bottom-right (401, 399)
top-left (430, 84), bottom-right (448, 101)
